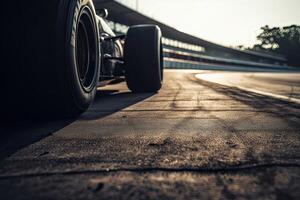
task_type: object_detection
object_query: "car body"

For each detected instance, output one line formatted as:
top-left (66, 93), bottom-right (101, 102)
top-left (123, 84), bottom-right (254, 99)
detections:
top-left (2, 1), bottom-right (163, 118)
top-left (96, 15), bottom-right (125, 86)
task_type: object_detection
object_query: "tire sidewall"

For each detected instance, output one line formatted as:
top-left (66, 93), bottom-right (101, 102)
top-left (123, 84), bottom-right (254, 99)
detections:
top-left (66, 0), bottom-right (100, 111)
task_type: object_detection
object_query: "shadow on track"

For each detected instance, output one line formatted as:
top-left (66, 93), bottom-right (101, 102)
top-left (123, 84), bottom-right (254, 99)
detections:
top-left (0, 89), bottom-right (154, 160)
top-left (79, 90), bottom-right (154, 121)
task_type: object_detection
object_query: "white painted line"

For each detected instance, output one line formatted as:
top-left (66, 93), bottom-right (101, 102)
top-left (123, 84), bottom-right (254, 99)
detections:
top-left (195, 74), bottom-right (300, 104)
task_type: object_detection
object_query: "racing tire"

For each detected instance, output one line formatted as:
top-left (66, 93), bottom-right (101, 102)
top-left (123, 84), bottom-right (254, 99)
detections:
top-left (1, 0), bottom-right (100, 119)
top-left (124, 25), bottom-right (163, 93)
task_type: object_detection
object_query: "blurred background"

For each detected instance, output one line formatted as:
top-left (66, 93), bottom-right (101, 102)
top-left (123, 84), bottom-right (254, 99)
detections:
top-left (96, 0), bottom-right (300, 68)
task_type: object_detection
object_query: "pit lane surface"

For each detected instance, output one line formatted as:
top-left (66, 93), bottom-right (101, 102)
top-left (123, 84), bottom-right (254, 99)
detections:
top-left (0, 69), bottom-right (300, 200)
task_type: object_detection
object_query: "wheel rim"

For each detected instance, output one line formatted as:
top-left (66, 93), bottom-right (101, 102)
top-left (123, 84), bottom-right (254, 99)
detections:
top-left (75, 7), bottom-right (97, 92)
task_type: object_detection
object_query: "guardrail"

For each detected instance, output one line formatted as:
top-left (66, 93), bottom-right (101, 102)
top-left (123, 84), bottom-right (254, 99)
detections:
top-left (163, 47), bottom-right (297, 71)
top-left (163, 48), bottom-right (284, 68)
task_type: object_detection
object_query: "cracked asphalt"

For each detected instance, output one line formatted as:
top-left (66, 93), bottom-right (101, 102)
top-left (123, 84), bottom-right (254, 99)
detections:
top-left (0, 70), bottom-right (300, 200)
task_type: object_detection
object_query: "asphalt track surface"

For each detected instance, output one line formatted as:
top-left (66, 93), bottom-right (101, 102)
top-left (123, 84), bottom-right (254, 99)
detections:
top-left (196, 72), bottom-right (300, 104)
top-left (0, 69), bottom-right (300, 200)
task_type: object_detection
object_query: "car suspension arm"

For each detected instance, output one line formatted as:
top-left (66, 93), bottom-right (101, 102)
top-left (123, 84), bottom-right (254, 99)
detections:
top-left (101, 34), bottom-right (126, 42)
top-left (103, 54), bottom-right (124, 62)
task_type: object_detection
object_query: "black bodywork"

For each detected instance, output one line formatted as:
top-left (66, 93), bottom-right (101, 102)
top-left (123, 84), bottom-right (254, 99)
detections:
top-left (97, 15), bottom-right (125, 86)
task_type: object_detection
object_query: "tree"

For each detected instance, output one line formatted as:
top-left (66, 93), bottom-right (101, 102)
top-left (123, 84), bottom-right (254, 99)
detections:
top-left (253, 25), bottom-right (300, 66)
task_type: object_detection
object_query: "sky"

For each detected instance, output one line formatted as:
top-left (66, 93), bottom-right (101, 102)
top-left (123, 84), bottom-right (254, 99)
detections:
top-left (116, 0), bottom-right (300, 47)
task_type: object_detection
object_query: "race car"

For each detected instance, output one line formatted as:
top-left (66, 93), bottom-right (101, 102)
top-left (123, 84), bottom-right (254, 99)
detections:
top-left (2, 0), bottom-right (163, 118)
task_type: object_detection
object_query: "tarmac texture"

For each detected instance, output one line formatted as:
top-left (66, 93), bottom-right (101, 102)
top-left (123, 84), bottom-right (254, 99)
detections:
top-left (0, 70), bottom-right (299, 200)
